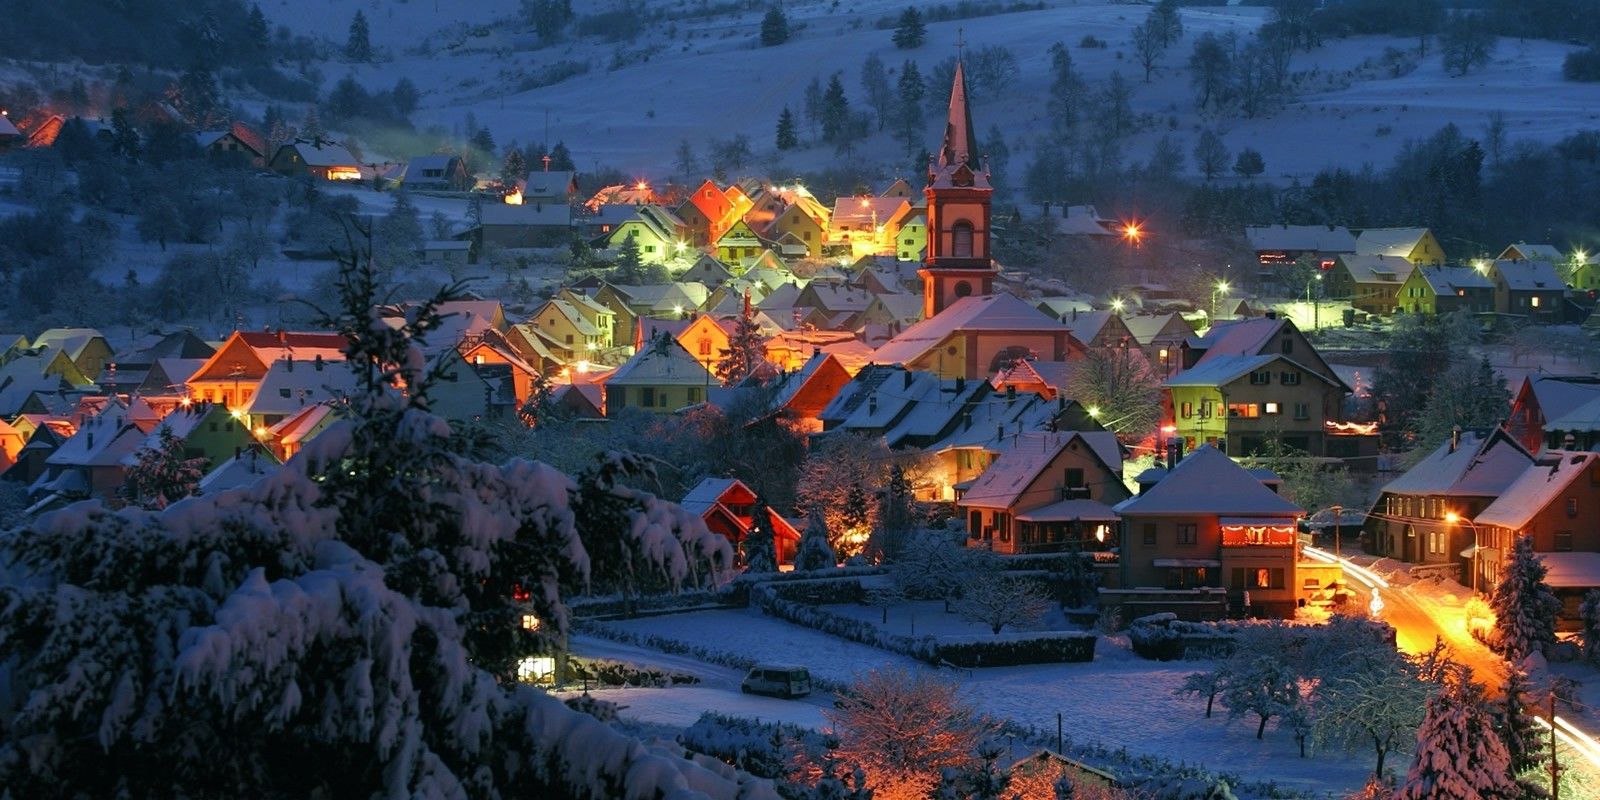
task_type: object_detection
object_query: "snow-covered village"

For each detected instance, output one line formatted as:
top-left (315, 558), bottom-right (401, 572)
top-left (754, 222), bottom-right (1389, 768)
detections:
top-left (10, 0), bottom-right (1600, 797)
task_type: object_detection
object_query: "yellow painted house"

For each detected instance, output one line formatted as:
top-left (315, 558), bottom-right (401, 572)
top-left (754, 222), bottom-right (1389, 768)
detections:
top-left (596, 205), bottom-right (688, 262)
top-left (1354, 227), bottom-right (1445, 266)
top-left (602, 333), bottom-right (716, 415)
top-left (527, 298), bottom-right (606, 357)
top-left (770, 202), bottom-right (829, 258)
top-left (716, 220), bottom-right (773, 268)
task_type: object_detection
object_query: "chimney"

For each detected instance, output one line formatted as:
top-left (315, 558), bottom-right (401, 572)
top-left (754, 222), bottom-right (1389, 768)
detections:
top-left (1006, 384), bottom-right (1016, 400)
top-left (902, 370), bottom-right (912, 389)
top-left (1265, 310), bottom-right (1277, 320)
top-left (1450, 425), bottom-right (1462, 453)
top-left (997, 425), bottom-right (1005, 442)
top-left (1057, 395), bottom-right (1065, 410)
top-left (87, 432), bottom-right (94, 450)
top-left (315, 355), bottom-right (324, 371)
top-left (869, 394), bottom-right (878, 415)
top-left (286, 358), bottom-right (293, 372)
top-left (963, 410), bottom-right (972, 430)
top-left (955, 376), bottom-right (965, 391)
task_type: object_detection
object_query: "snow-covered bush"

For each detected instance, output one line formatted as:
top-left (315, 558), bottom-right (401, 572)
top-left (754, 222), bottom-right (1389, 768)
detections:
top-left (0, 257), bottom-right (768, 799)
top-left (934, 632), bottom-right (1096, 667)
top-left (793, 507), bottom-right (838, 572)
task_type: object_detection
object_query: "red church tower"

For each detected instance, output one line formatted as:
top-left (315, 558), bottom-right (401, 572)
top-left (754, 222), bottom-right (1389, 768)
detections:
top-left (919, 58), bottom-right (996, 320)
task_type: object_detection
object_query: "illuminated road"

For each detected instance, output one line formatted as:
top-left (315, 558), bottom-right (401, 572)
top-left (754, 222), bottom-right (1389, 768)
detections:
top-left (1305, 547), bottom-right (1600, 788)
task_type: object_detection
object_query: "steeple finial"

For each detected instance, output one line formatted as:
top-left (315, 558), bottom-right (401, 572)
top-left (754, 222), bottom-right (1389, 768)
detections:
top-left (939, 51), bottom-right (980, 170)
top-left (956, 27), bottom-right (966, 61)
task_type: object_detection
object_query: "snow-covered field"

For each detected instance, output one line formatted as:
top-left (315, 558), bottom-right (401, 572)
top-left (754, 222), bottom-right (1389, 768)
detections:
top-left (588, 605), bottom-right (1374, 795)
top-left (258, 0), bottom-right (1600, 184)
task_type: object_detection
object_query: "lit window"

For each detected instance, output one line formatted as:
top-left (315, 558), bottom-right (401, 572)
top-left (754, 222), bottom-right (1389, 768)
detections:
top-left (1264, 402), bottom-right (1280, 414)
top-left (1531, 296), bottom-right (1541, 308)
top-left (521, 614), bottom-right (541, 631)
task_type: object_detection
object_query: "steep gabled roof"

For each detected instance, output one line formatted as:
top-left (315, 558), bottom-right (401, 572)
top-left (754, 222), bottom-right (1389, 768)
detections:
top-left (1491, 259), bottom-right (1565, 291)
top-left (245, 359), bottom-right (360, 417)
top-left (1381, 429), bottom-right (1533, 497)
top-left (959, 430), bottom-right (1123, 510)
top-left (873, 294), bottom-right (1068, 366)
top-left (1355, 227), bottom-right (1432, 257)
top-left (1338, 254), bottom-right (1416, 284)
top-left (1114, 444), bottom-right (1302, 516)
top-left (607, 335), bottom-right (715, 386)
top-left (1477, 451), bottom-right (1600, 530)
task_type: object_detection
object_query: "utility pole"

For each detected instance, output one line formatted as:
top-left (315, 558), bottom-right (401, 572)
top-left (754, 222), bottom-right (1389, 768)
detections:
top-left (1551, 693), bottom-right (1560, 800)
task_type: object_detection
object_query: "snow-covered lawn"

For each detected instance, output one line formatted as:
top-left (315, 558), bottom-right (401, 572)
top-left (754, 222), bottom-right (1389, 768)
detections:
top-left (590, 606), bottom-right (1375, 795)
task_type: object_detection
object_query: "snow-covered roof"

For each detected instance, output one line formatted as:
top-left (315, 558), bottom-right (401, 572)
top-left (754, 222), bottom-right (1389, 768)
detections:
top-left (1414, 266), bottom-right (1494, 293)
top-left (1355, 227), bottom-right (1431, 257)
top-left (534, 299), bottom-right (601, 337)
top-left (278, 139), bottom-right (360, 167)
top-left (46, 414), bottom-right (144, 468)
top-left (681, 477), bottom-right (742, 514)
top-left (198, 448), bottom-right (282, 493)
top-left (1499, 243), bottom-right (1565, 262)
top-left (873, 294), bottom-right (1067, 367)
top-left (1016, 497), bottom-right (1120, 523)
top-left (1525, 376), bottom-right (1600, 426)
top-left (1338, 254), bottom-right (1416, 284)
top-left (1491, 259), bottom-right (1565, 291)
top-left (0, 115), bottom-right (20, 138)
top-left (406, 154), bottom-right (459, 174)
top-left (606, 336), bottom-right (714, 386)
top-left (1057, 205), bottom-right (1117, 236)
top-left (1067, 311), bottom-right (1116, 343)
top-left (1547, 393), bottom-right (1600, 433)
top-left (1381, 429), bottom-right (1533, 497)
top-left (479, 202), bottom-right (572, 227)
top-left (1121, 313), bottom-right (1193, 346)
top-left (1476, 451), bottom-right (1600, 530)
top-left (1245, 224), bottom-right (1358, 253)
top-left (1113, 445), bottom-right (1302, 517)
top-left (31, 328), bottom-right (104, 360)
top-left (960, 430), bottom-right (1122, 510)
top-left (523, 171), bottom-right (575, 197)
top-left (1534, 551), bottom-right (1600, 589)
top-left (245, 359), bottom-right (360, 417)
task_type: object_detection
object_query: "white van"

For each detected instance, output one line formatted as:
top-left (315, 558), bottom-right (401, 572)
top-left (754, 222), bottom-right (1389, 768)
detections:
top-left (740, 664), bottom-right (811, 698)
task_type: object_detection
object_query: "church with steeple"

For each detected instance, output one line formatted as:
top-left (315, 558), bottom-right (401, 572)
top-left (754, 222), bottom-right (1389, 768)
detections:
top-left (919, 58), bottom-right (997, 320)
top-left (873, 53), bottom-right (1084, 380)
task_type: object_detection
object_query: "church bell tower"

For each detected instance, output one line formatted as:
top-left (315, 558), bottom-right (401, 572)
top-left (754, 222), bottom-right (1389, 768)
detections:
top-left (919, 56), bottom-right (996, 319)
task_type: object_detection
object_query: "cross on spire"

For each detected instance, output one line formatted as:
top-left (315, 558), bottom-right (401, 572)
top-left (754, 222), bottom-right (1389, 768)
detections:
top-left (955, 27), bottom-right (966, 61)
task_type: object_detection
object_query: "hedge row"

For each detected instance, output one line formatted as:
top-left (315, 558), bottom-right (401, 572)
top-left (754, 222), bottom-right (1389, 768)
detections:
top-left (1127, 613), bottom-right (1394, 662)
top-left (934, 633), bottom-right (1096, 667)
top-left (567, 656), bottom-right (700, 688)
top-left (575, 620), bottom-right (854, 694)
top-left (569, 588), bottom-right (732, 619)
top-left (750, 580), bottom-right (1097, 668)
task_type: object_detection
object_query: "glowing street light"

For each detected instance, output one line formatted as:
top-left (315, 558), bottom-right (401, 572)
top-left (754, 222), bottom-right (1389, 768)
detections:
top-left (1210, 280), bottom-right (1231, 323)
top-left (1110, 297), bottom-right (1126, 313)
top-left (1087, 405), bottom-right (1101, 418)
top-left (1123, 222), bottom-right (1142, 243)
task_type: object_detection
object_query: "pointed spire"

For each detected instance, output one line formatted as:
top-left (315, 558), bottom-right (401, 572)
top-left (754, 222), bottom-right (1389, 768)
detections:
top-left (939, 59), bottom-right (980, 170)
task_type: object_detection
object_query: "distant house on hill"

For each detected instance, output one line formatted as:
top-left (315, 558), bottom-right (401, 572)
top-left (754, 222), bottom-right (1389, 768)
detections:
top-left (473, 201), bottom-right (573, 248)
top-left (268, 138), bottom-right (363, 181)
top-left (1327, 254), bottom-right (1415, 315)
top-left (404, 154), bottom-right (471, 192)
top-left (196, 122), bottom-right (267, 168)
top-left (1245, 224), bottom-right (1357, 273)
top-left (1396, 266), bottom-right (1494, 314)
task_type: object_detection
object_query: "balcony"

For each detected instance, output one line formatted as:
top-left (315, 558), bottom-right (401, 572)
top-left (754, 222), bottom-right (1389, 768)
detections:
top-left (1219, 517), bottom-right (1298, 547)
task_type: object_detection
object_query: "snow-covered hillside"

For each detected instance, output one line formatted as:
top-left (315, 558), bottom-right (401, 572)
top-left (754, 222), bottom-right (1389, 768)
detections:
top-left (263, 0), bottom-right (1600, 183)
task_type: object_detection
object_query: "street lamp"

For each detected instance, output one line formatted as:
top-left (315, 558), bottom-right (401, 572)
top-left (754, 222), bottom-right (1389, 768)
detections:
top-left (1445, 511), bottom-right (1481, 593)
top-left (1110, 297), bottom-right (1126, 313)
top-left (1210, 280), bottom-right (1231, 324)
top-left (1306, 273), bottom-right (1323, 330)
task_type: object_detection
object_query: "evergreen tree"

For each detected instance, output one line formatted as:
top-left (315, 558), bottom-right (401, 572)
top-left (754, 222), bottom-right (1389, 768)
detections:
top-left (674, 139), bottom-right (698, 180)
top-left (892, 7), bottom-right (926, 49)
top-left (471, 127), bottom-right (497, 157)
top-left (867, 465), bottom-right (914, 563)
top-left (346, 11), bottom-right (373, 62)
top-left (1396, 674), bottom-right (1519, 800)
top-left (172, 63), bottom-right (222, 128)
top-left (715, 293), bottom-right (767, 386)
top-left (743, 496), bottom-right (778, 573)
top-left (1234, 147), bottom-right (1267, 178)
top-left (377, 190), bottom-right (424, 265)
top-left (1495, 667), bottom-right (1547, 797)
top-left (822, 73), bottom-right (850, 142)
top-left (121, 425), bottom-right (207, 510)
top-left (1415, 355), bottom-right (1510, 448)
top-left (615, 231), bottom-right (643, 276)
top-left (860, 54), bottom-right (893, 131)
top-left (392, 77), bottom-right (420, 116)
top-left (502, 146), bottom-right (528, 185)
top-left (794, 507), bottom-right (837, 571)
top-left (1047, 42), bottom-right (1086, 138)
top-left (775, 107), bottom-right (798, 151)
top-left (1189, 32), bottom-right (1232, 109)
top-left (247, 4), bottom-right (270, 54)
top-left (1582, 588), bottom-right (1600, 664)
top-left (895, 60), bottom-right (926, 153)
top-left (759, 6), bottom-right (789, 47)
top-left (109, 108), bottom-right (140, 161)
top-left (525, 0), bottom-right (574, 42)
top-left (548, 141), bottom-right (574, 171)
top-left (1490, 535), bottom-right (1560, 664)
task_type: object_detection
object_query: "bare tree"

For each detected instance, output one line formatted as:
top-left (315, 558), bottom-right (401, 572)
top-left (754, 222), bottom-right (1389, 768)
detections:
top-left (1133, 19), bottom-right (1163, 82)
top-left (1441, 13), bottom-right (1496, 77)
top-left (1193, 128), bottom-right (1230, 180)
top-left (1312, 643), bottom-right (1439, 778)
top-left (825, 668), bottom-right (992, 799)
top-left (957, 561), bottom-right (1053, 635)
top-left (1066, 345), bottom-right (1161, 442)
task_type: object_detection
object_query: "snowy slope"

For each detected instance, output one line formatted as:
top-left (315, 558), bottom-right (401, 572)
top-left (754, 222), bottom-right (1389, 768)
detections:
top-left (260, 0), bottom-right (1600, 183)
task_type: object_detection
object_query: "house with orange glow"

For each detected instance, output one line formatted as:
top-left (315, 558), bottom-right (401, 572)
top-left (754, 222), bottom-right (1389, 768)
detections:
top-left (242, 357), bottom-right (359, 431)
top-left (185, 331), bottom-right (350, 411)
top-left (268, 403), bottom-right (338, 462)
top-left (958, 430), bottom-right (1127, 555)
top-left (528, 298), bottom-right (609, 357)
top-left (460, 335), bottom-right (541, 407)
top-left (1114, 444), bottom-right (1307, 618)
top-left (681, 477), bottom-right (801, 565)
top-left (676, 180), bottom-right (737, 246)
top-left (127, 402), bottom-right (257, 474)
top-left (197, 122), bottom-right (267, 168)
top-left (268, 139), bottom-right (363, 181)
top-left (1474, 450), bottom-right (1600, 615)
top-left (640, 314), bottom-right (731, 376)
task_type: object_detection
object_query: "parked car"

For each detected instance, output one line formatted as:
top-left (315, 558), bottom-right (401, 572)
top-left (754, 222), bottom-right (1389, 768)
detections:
top-left (740, 664), bottom-right (811, 698)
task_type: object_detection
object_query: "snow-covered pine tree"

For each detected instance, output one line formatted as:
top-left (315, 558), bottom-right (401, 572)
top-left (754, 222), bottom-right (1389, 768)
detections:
top-left (1490, 535), bottom-right (1560, 664)
top-left (715, 291), bottom-right (766, 386)
top-left (794, 506), bottom-right (837, 571)
top-left (866, 464), bottom-right (914, 563)
top-left (1495, 667), bottom-right (1547, 797)
top-left (1581, 588), bottom-right (1600, 665)
top-left (0, 241), bottom-right (762, 798)
top-left (345, 10), bottom-right (372, 62)
top-left (121, 424), bottom-right (208, 509)
top-left (743, 495), bottom-right (779, 573)
top-left (1396, 673), bottom-right (1520, 800)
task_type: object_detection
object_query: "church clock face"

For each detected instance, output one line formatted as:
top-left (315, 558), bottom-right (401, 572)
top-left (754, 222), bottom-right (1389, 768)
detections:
top-left (954, 281), bottom-right (973, 298)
